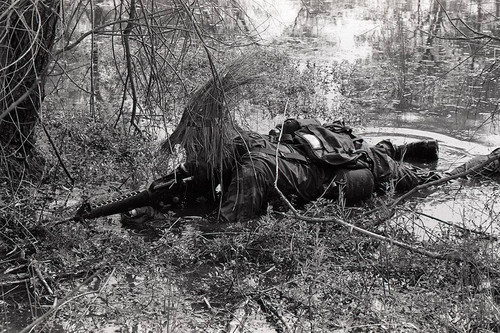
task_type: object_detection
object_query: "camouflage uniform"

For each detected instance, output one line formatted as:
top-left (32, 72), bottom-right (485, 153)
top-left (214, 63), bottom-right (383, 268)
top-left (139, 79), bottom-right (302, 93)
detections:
top-left (214, 123), bottom-right (436, 222)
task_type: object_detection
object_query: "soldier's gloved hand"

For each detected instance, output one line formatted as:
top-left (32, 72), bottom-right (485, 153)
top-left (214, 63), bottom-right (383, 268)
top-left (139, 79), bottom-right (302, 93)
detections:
top-left (121, 206), bottom-right (165, 229)
top-left (130, 206), bottom-right (157, 218)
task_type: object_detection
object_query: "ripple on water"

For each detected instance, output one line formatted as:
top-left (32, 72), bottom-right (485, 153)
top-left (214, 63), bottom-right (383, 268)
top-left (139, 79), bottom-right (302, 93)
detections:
top-left (362, 127), bottom-right (500, 240)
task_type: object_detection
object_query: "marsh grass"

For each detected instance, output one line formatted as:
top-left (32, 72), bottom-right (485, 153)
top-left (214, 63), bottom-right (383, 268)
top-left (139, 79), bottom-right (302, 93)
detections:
top-left (3, 171), bottom-right (500, 332)
top-left (2, 53), bottom-right (500, 332)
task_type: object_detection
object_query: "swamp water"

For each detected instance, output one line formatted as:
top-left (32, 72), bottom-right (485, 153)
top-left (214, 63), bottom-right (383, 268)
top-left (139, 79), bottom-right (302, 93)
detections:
top-left (242, 0), bottom-right (500, 239)
top-left (58, 0), bottom-right (500, 244)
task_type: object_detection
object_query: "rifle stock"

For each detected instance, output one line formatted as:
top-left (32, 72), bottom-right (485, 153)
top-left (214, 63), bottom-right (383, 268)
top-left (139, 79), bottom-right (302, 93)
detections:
top-left (75, 176), bottom-right (193, 220)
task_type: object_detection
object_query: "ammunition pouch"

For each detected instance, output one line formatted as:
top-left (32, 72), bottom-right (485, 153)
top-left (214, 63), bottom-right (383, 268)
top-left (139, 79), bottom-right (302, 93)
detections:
top-left (324, 168), bottom-right (375, 203)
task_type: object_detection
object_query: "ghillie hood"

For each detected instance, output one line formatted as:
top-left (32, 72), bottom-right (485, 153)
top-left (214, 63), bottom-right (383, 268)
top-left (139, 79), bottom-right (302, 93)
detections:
top-left (161, 52), bottom-right (265, 179)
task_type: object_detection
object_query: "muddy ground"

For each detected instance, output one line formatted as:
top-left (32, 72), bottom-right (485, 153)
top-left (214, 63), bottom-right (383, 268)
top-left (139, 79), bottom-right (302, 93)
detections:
top-left (2, 176), bottom-right (500, 332)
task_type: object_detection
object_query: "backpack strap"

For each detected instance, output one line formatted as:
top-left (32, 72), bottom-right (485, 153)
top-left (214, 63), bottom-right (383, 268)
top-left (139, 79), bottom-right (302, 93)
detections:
top-left (233, 132), bottom-right (309, 163)
top-left (250, 144), bottom-right (309, 163)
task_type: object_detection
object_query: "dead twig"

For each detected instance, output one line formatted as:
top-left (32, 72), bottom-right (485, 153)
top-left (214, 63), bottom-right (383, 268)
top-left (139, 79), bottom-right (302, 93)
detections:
top-left (412, 210), bottom-right (498, 240)
top-left (274, 99), bottom-right (289, 188)
top-left (203, 296), bottom-right (215, 314)
top-left (30, 259), bottom-right (53, 295)
top-left (19, 266), bottom-right (107, 333)
top-left (39, 120), bottom-right (74, 185)
top-left (0, 273), bottom-right (30, 286)
top-left (257, 296), bottom-right (291, 332)
top-left (45, 216), bottom-right (77, 227)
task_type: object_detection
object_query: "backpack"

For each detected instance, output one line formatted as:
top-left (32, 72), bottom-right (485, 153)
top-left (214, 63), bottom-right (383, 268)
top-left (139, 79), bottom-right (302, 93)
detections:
top-left (281, 119), bottom-right (371, 169)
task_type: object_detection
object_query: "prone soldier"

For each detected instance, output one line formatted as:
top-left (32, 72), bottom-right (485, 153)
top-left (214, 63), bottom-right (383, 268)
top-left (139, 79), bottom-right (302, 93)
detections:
top-left (76, 118), bottom-right (442, 223)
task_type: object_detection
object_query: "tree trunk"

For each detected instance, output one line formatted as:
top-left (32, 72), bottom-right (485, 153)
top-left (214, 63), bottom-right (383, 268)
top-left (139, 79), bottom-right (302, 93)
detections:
top-left (477, 0), bottom-right (483, 32)
top-left (423, 0), bottom-right (445, 62)
top-left (0, 1), bottom-right (60, 161)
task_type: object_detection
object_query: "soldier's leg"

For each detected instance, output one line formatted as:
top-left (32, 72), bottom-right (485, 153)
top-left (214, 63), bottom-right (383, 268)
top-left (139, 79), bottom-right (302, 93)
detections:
top-left (395, 140), bottom-right (439, 161)
top-left (446, 148), bottom-right (500, 177)
top-left (368, 145), bottom-right (433, 192)
top-left (375, 139), bottom-right (439, 161)
top-left (220, 158), bottom-right (274, 222)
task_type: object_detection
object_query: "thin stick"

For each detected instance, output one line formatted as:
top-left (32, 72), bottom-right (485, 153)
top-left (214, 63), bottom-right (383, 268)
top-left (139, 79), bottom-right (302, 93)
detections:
top-left (257, 296), bottom-right (291, 332)
top-left (31, 260), bottom-right (54, 295)
top-left (274, 99), bottom-right (289, 188)
top-left (19, 266), bottom-right (107, 333)
top-left (0, 274), bottom-right (30, 287)
top-left (412, 210), bottom-right (497, 240)
top-left (40, 121), bottom-right (74, 185)
top-left (46, 217), bottom-right (76, 227)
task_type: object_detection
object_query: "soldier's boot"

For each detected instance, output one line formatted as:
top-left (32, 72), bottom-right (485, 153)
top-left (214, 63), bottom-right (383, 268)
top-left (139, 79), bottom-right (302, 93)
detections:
top-left (395, 140), bottom-right (439, 161)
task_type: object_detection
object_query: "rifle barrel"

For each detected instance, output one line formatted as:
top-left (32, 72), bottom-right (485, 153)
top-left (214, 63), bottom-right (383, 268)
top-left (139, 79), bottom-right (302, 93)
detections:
top-left (84, 190), bottom-right (152, 219)
top-left (77, 176), bottom-right (194, 220)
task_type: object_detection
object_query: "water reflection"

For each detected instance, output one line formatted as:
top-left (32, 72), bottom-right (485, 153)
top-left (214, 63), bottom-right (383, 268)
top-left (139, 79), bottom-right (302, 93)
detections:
top-left (362, 129), bottom-right (500, 239)
top-left (399, 181), bottom-right (500, 241)
top-left (245, 0), bottom-right (500, 144)
top-left (245, 0), bottom-right (375, 62)
top-left (54, 0), bottom-right (500, 145)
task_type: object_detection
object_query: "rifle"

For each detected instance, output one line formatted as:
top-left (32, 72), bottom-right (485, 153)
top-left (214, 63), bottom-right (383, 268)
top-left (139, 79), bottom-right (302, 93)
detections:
top-left (74, 176), bottom-right (193, 221)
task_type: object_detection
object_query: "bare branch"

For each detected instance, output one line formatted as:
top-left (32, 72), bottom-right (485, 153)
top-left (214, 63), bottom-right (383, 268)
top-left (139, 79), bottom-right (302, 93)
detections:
top-left (123, 0), bottom-right (138, 127)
